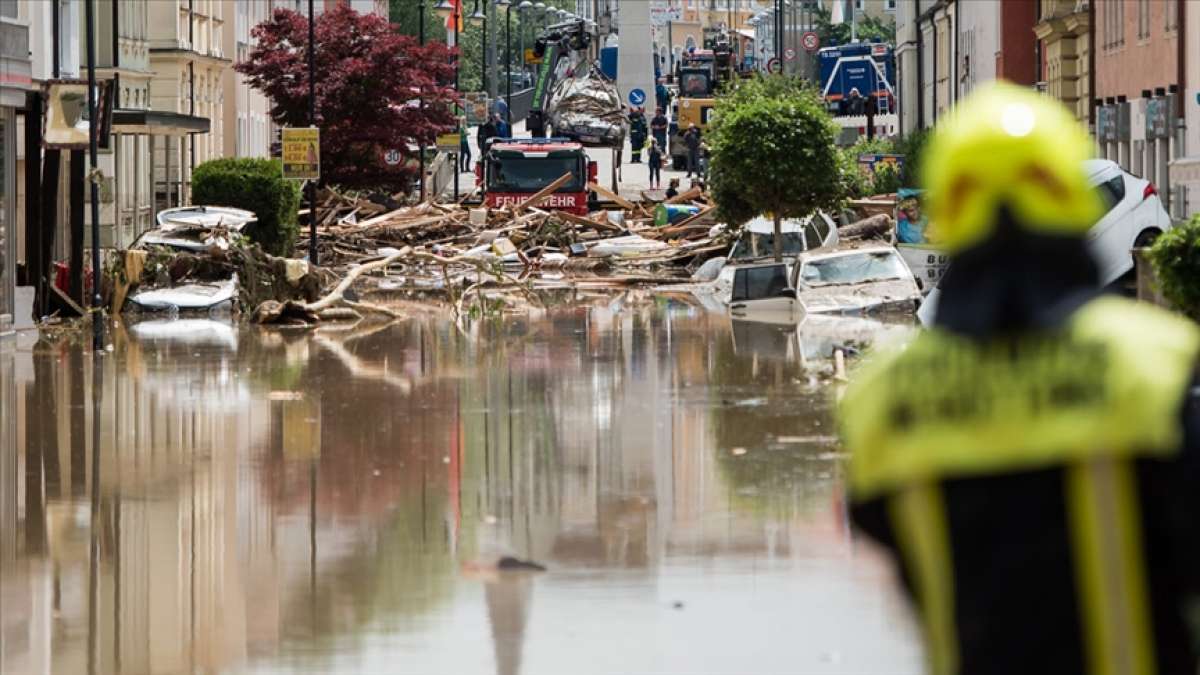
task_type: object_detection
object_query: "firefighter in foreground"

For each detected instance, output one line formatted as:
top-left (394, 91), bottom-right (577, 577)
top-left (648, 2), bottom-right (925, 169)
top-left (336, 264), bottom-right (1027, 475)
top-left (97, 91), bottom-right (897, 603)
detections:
top-left (840, 82), bottom-right (1200, 674)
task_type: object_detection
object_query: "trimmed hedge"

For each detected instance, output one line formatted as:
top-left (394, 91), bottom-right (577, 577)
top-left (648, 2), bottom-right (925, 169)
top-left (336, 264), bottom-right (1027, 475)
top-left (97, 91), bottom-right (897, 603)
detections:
top-left (192, 158), bottom-right (301, 257)
top-left (1148, 215), bottom-right (1200, 321)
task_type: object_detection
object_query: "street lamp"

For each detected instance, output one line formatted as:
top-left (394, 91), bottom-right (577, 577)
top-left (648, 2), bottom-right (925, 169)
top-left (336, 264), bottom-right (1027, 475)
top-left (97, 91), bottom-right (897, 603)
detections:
top-left (497, 0), bottom-right (512, 125)
top-left (518, 0), bottom-right (533, 91)
top-left (307, 0), bottom-right (317, 264)
top-left (418, 0), bottom-right (427, 201)
top-left (433, 0), bottom-right (454, 19)
top-left (470, 0), bottom-right (486, 96)
top-left (469, 1), bottom-right (487, 25)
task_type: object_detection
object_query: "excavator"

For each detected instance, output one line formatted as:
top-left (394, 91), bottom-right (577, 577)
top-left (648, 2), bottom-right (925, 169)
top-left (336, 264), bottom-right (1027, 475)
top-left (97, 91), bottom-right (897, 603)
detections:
top-left (668, 29), bottom-right (736, 169)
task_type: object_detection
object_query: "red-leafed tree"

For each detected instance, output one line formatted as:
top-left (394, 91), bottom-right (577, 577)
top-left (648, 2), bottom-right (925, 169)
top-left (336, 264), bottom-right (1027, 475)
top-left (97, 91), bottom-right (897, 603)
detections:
top-left (236, 5), bottom-right (458, 191)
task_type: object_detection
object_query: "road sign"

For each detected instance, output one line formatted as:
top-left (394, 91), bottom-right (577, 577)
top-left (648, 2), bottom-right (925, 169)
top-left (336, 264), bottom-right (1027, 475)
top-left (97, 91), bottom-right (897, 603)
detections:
top-left (767, 58), bottom-right (782, 74)
top-left (436, 133), bottom-right (460, 152)
top-left (383, 149), bottom-right (403, 165)
top-left (784, 47), bottom-right (797, 62)
top-left (628, 88), bottom-right (647, 106)
top-left (282, 127), bottom-right (320, 180)
top-left (802, 31), bottom-right (820, 53)
top-left (649, 4), bottom-right (681, 26)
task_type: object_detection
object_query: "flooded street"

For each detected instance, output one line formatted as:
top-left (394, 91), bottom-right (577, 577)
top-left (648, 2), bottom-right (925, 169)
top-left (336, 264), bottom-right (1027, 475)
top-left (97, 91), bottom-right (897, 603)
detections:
top-left (1, 295), bottom-right (921, 674)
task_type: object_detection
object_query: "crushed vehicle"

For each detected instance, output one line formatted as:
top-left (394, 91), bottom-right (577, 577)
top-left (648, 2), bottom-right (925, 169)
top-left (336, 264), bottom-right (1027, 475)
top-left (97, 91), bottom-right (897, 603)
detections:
top-left (118, 205), bottom-right (315, 315)
top-left (528, 20), bottom-right (595, 138)
top-left (139, 206), bottom-right (256, 251)
top-left (544, 68), bottom-right (628, 147)
top-left (717, 244), bottom-right (921, 317)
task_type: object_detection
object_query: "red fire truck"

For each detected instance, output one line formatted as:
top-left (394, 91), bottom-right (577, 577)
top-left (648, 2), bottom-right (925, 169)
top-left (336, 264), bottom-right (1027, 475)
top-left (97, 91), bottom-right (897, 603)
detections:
top-left (475, 138), bottom-right (598, 216)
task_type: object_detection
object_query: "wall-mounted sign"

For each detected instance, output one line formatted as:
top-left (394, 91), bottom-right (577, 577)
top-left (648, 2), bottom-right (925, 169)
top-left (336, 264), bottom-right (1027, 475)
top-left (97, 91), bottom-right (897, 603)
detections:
top-left (436, 133), bottom-right (460, 152)
top-left (43, 79), bottom-right (114, 149)
top-left (282, 127), bottom-right (320, 180)
top-left (1145, 97), bottom-right (1173, 140)
top-left (1097, 106), bottom-right (1117, 143)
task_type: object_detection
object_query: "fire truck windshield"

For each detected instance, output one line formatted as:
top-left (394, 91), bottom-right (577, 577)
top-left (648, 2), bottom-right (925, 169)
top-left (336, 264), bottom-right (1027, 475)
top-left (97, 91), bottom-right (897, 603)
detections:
top-left (488, 156), bottom-right (583, 193)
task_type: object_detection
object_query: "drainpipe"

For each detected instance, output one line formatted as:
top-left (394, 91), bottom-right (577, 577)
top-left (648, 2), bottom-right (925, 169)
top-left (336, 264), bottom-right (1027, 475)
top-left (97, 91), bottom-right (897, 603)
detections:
top-left (1088, 0), bottom-right (1095, 128)
top-left (952, 1), bottom-right (958, 106)
top-left (1177, 0), bottom-right (1186, 125)
top-left (1173, 0), bottom-right (1186, 215)
top-left (53, 0), bottom-right (61, 77)
top-left (916, 15), bottom-right (924, 129)
top-left (931, 13), bottom-right (937, 123)
top-left (188, 0), bottom-right (195, 204)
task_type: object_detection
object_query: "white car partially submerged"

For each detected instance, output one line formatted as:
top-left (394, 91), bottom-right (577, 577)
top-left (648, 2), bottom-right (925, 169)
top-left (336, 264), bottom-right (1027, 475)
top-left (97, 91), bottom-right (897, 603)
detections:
top-left (727, 212), bottom-right (839, 262)
top-left (721, 245), bottom-right (922, 318)
top-left (793, 246), bottom-right (923, 315)
top-left (918, 159), bottom-right (1174, 325)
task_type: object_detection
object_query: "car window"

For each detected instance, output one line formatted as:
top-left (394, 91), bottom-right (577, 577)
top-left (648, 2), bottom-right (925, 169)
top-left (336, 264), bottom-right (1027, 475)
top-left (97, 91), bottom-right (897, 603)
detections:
top-left (732, 265), bottom-right (791, 301)
top-left (799, 251), bottom-right (908, 287)
top-left (811, 215), bottom-right (832, 247)
top-left (1095, 175), bottom-right (1125, 212)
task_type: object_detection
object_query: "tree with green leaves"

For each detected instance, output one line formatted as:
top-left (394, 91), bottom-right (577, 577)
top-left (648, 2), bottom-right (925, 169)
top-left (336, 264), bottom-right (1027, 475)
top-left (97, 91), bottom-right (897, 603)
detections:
top-left (813, 5), bottom-right (896, 47)
top-left (389, 0), bottom-right (575, 93)
top-left (708, 76), bottom-right (845, 262)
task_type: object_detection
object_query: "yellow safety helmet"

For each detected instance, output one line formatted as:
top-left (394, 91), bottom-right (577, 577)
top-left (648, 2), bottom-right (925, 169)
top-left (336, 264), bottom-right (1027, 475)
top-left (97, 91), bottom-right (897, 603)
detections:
top-left (921, 82), bottom-right (1103, 253)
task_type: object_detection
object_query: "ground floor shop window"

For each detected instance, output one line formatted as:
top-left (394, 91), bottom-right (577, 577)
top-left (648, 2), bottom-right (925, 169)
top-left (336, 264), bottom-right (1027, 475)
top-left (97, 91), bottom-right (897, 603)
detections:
top-left (0, 110), bottom-right (12, 331)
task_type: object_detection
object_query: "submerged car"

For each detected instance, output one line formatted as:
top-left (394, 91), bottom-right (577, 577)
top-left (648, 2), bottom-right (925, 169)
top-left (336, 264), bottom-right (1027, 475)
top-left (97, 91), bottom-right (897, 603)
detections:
top-left (727, 212), bottom-right (839, 262)
top-left (721, 245), bottom-right (921, 317)
top-left (793, 246), bottom-right (922, 314)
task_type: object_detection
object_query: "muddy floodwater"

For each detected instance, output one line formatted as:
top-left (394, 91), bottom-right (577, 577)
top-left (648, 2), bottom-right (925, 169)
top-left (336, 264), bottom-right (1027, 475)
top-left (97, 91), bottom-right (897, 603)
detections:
top-left (1, 294), bottom-right (922, 674)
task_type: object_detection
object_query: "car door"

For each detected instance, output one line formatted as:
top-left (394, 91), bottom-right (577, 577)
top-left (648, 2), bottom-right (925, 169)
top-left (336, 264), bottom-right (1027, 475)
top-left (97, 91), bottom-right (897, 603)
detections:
top-left (1086, 168), bottom-right (1130, 283)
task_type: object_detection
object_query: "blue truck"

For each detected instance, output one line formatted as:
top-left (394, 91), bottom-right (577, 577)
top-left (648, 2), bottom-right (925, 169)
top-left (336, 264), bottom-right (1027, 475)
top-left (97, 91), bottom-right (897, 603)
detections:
top-left (817, 42), bottom-right (896, 117)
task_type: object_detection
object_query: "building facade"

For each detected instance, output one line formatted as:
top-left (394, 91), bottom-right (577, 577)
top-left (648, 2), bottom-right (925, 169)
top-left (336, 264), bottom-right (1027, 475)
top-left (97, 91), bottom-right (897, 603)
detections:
top-left (1091, 0), bottom-right (1182, 214)
top-left (898, 0), bottom-right (1037, 136)
top-left (1033, 0), bottom-right (1091, 125)
top-left (895, 0), bottom-right (952, 136)
top-left (1171, 1), bottom-right (1199, 217)
top-left (148, 0), bottom-right (230, 208)
top-left (0, 0), bottom-right (31, 334)
top-left (224, 0), bottom-right (277, 159)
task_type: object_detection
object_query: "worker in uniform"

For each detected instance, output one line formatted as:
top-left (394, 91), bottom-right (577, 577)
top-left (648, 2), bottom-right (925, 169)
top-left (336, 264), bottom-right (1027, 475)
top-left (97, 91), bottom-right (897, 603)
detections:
top-left (840, 82), bottom-right (1200, 675)
top-left (629, 106), bottom-right (648, 164)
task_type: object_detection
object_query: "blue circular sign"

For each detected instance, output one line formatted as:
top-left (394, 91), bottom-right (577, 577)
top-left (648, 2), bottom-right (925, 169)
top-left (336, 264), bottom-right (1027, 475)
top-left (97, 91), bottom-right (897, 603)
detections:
top-left (628, 88), bottom-right (647, 106)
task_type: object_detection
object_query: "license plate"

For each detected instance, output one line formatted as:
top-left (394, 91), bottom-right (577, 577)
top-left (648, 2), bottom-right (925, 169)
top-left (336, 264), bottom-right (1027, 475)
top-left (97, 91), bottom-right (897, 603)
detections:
top-left (579, 135), bottom-right (600, 143)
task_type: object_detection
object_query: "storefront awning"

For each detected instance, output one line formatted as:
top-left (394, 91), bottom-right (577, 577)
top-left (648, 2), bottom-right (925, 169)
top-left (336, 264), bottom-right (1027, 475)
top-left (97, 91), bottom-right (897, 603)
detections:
top-left (111, 109), bottom-right (210, 136)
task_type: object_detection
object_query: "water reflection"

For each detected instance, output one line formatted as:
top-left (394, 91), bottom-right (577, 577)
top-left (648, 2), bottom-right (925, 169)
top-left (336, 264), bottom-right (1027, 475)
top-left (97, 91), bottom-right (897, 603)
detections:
top-left (2, 297), bottom-right (920, 675)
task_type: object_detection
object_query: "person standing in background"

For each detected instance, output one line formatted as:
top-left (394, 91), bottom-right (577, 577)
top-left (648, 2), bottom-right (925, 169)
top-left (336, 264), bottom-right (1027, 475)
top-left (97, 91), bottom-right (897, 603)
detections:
top-left (647, 139), bottom-right (664, 190)
top-left (651, 107), bottom-right (669, 152)
top-left (629, 107), bottom-right (648, 164)
top-left (459, 116), bottom-right (472, 172)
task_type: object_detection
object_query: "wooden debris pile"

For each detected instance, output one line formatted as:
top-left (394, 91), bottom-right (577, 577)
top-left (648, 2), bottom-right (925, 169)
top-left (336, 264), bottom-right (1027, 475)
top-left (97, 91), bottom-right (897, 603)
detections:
top-left (297, 184), bottom-right (728, 272)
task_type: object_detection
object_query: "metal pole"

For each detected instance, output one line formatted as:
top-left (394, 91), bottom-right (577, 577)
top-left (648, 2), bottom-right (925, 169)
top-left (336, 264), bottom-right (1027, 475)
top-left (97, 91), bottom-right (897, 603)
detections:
top-left (419, 1), bottom-right (426, 201)
top-left (850, 0), bottom-right (857, 43)
top-left (505, 9), bottom-right (512, 119)
top-left (775, 0), bottom-right (781, 69)
top-left (454, 5), bottom-right (461, 200)
top-left (85, 0), bottom-right (102, 348)
top-left (308, 0), bottom-right (318, 265)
